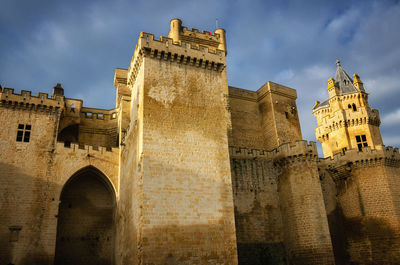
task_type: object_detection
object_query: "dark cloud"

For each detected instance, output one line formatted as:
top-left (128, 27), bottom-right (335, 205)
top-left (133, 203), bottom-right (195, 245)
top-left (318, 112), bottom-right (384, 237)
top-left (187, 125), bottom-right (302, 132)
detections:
top-left (1, 0), bottom-right (399, 151)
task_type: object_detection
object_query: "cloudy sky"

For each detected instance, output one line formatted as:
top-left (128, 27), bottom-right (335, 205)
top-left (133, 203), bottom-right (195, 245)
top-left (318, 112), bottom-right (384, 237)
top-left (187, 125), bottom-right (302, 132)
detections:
top-left (1, 0), bottom-right (400, 152)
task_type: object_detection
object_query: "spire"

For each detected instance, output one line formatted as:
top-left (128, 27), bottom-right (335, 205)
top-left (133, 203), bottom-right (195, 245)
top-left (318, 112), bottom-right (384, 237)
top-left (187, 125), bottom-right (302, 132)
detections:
top-left (334, 60), bottom-right (358, 94)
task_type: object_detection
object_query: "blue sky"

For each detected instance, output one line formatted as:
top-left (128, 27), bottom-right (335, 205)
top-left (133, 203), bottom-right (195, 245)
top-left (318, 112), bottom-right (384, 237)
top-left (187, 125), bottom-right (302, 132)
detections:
top-left (1, 0), bottom-right (400, 150)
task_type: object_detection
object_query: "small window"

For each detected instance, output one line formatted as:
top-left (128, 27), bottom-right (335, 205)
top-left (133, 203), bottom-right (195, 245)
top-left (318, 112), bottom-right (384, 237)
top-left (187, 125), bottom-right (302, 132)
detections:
top-left (285, 112), bottom-right (289, 119)
top-left (9, 226), bottom-right (22, 242)
top-left (16, 124), bottom-right (31, 142)
top-left (348, 104), bottom-right (352, 109)
top-left (356, 134), bottom-right (368, 151)
top-left (352, 103), bottom-right (357, 111)
top-left (70, 104), bottom-right (75, 113)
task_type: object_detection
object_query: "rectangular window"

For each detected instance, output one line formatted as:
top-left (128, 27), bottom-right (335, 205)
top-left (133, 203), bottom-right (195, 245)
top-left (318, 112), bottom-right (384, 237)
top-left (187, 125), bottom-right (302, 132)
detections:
top-left (16, 124), bottom-right (31, 142)
top-left (356, 134), bottom-right (368, 151)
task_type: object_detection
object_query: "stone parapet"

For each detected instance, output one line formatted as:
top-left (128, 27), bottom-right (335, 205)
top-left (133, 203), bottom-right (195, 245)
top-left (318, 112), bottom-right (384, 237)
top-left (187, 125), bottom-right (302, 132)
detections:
top-left (0, 87), bottom-right (62, 112)
top-left (127, 32), bottom-right (226, 86)
top-left (319, 145), bottom-right (400, 181)
top-left (55, 141), bottom-right (118, 154)
top-left (229, 140), bottom-right (318, 160)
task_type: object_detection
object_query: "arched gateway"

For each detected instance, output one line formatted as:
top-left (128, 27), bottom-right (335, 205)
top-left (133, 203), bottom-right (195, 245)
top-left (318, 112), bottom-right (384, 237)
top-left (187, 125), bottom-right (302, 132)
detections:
top-left (54, 166), bottom-right (115, 265)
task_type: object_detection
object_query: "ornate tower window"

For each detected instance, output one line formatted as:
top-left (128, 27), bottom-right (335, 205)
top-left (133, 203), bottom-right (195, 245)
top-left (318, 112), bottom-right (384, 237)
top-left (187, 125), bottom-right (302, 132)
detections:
top-left (356, 135), bottom-right (368, 151)
top-left (16, 124), bottom-right (31, 142)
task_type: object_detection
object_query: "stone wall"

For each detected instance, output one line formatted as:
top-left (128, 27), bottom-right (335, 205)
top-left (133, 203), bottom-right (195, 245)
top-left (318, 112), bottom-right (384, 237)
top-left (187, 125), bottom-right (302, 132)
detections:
top-left (229, 142), bottom-right (335, 265)
top-left (229, 149), bottom-right (285, 264)
top-left (115, 58), bottom-right (144, 264)
top-left (319, 146), bottom-right (400, 264)
top-left (228, 82), bottom-right (302, 151)
top-left (0, 94), bottom-right (119, 264)
top-left (0, 104), bottom-right (61, 264)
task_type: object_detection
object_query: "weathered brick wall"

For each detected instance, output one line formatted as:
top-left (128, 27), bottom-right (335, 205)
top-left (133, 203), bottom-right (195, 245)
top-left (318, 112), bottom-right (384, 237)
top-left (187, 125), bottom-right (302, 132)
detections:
top-left (0, 96), bottom-right (119, 264)
top-left (228, 83), bottom-right (302, 152)
top-left (229, 142), bottom-right (335, 265)
top-left (276, 144), bottom-right (335, 265)
top-left (319, 147), bottom-right (400, 264)
top-left (258, 82), bottom-right (302, 150)
top-left (115, 60), bottom-right (144, 265)
top-left (229, 152), bottom-right (285, 264)
top-left (137, 46), bottom-right (238, 264)
top-left (228, 87), bottom-right (264, 149)
top-left (0, 106), bottom-right (60, 265)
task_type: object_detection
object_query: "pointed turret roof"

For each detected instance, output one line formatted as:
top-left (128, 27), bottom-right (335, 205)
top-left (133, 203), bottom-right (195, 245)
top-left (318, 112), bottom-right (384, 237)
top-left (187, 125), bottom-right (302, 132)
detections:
top-left (335, 60), bottom-right (358, 94)
top-left (313, 60), bottom-right (359, 111)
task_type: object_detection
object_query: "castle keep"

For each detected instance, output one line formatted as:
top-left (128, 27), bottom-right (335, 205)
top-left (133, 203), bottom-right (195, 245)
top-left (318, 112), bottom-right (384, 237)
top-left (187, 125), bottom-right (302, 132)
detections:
top-left (1, 19), bottom-right (399, 265)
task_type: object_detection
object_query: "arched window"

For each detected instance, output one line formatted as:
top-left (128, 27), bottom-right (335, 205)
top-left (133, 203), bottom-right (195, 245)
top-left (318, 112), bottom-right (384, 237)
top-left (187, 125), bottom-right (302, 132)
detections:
top-left (352, 103), bottom-right (357, 111)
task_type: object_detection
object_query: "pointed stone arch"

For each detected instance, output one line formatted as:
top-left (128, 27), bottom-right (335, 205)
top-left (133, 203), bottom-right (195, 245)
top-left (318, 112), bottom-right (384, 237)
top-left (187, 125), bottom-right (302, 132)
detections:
top-left (54, 166), bottom-right (115, 265)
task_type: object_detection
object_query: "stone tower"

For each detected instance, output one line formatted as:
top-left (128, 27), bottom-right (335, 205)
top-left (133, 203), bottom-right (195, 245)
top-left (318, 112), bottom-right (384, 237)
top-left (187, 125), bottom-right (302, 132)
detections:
top-left (315, 62), bottom-right (400, 264)
top-left (114, 18), bottom-right (238, 264)
top-left (313, 61), bottom-right (383, 157)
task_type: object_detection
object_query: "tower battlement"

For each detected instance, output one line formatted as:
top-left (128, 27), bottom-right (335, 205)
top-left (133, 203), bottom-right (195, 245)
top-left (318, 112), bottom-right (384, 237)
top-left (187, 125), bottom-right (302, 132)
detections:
top-left (319, 145), bottom-right (400, 182)
top-left (321, 144), bottom-right (400, 164)
top-left (126, 32), bottom-right (226, 86)
top-left (0, 86), bottom-right (62, 111)
top-left (168, 18), bottom-right (227, 54)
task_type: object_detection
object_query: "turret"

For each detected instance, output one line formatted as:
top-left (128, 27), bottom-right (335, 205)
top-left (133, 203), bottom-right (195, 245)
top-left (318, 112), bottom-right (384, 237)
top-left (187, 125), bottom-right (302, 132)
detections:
top-left (214, 28), bottom-right (227, 55)
top-left (168, 18), bottom-right (182, 44)
top-left (313, 60), bottom-right (383, 157)
top-left (353, 73), bottom-right (365, 92)
top-left (52, 83), bottom-right (64, 98)
top-left (166, 18), bottom-right (227, 55)
top-left (327, 77), bottom-right (339, 98)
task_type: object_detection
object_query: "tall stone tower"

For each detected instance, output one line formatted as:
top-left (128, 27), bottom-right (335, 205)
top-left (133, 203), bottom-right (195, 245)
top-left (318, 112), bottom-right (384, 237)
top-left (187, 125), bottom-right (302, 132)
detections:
top-left (315, 61), bottom-right (400, 264)
top-left (114, 19), bottom-right (237, 264)
top-left (313, 61), bottom-right (383, 157)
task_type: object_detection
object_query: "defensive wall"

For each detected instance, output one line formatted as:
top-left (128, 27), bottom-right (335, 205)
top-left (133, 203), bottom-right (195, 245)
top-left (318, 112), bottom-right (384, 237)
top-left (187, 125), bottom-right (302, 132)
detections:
top-left (229, 141), bottom-right (335, 265)
top-left (319, 146), bottom-right (400, 264)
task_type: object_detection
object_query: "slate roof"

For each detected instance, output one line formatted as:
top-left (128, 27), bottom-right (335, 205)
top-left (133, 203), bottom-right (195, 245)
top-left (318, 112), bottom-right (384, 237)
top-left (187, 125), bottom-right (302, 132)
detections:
top-left (314, 99), bottom-right (330, 110)
top-left (313, 60), bottom-right (358, 111)
top-left (335, 60), bottom-right (358, 94)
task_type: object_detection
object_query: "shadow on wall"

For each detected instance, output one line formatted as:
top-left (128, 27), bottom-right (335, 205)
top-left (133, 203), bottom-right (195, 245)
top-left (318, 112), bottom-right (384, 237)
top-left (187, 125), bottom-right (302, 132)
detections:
top-left (0, 162), bottom-right (57, 265)
top-left (116, 153), bottom-right (238, 265)
top-left (328, 205), bottom-right (400, 265)
top-left (0, 162), bottom-right (117, 265)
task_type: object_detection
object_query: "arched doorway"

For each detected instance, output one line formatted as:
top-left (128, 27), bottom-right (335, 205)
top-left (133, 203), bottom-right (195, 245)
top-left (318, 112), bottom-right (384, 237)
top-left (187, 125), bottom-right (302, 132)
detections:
top-left (54, 166), bottom-right (115, 265)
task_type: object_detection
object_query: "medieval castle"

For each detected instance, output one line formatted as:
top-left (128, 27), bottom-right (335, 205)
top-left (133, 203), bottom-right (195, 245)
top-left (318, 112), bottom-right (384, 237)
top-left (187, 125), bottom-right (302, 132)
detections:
top-left (1, 19), bottom-right (399, 265)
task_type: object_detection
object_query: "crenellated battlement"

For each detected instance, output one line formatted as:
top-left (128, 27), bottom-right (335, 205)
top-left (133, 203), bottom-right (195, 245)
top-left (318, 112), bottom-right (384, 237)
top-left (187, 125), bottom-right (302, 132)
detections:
top-left (56, 141), bottom-right (119, 154)
top-left (319, 145), bottom-right (400, 181)
top-left (0, 87), bottom-right (62, 112)
top-left (320, 145), bottom-right (400, 164)
top-left (181, 26), bottom-right (221, 38)
top-left (126, 32), bottom-right (226, 86)
top-left (229, 140), bottom-right (318, 161)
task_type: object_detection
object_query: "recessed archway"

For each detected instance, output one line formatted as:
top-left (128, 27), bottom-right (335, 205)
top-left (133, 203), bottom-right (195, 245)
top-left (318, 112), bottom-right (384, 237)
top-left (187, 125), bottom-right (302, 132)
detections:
top-left (54, 166), bottom-right (115, 265)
